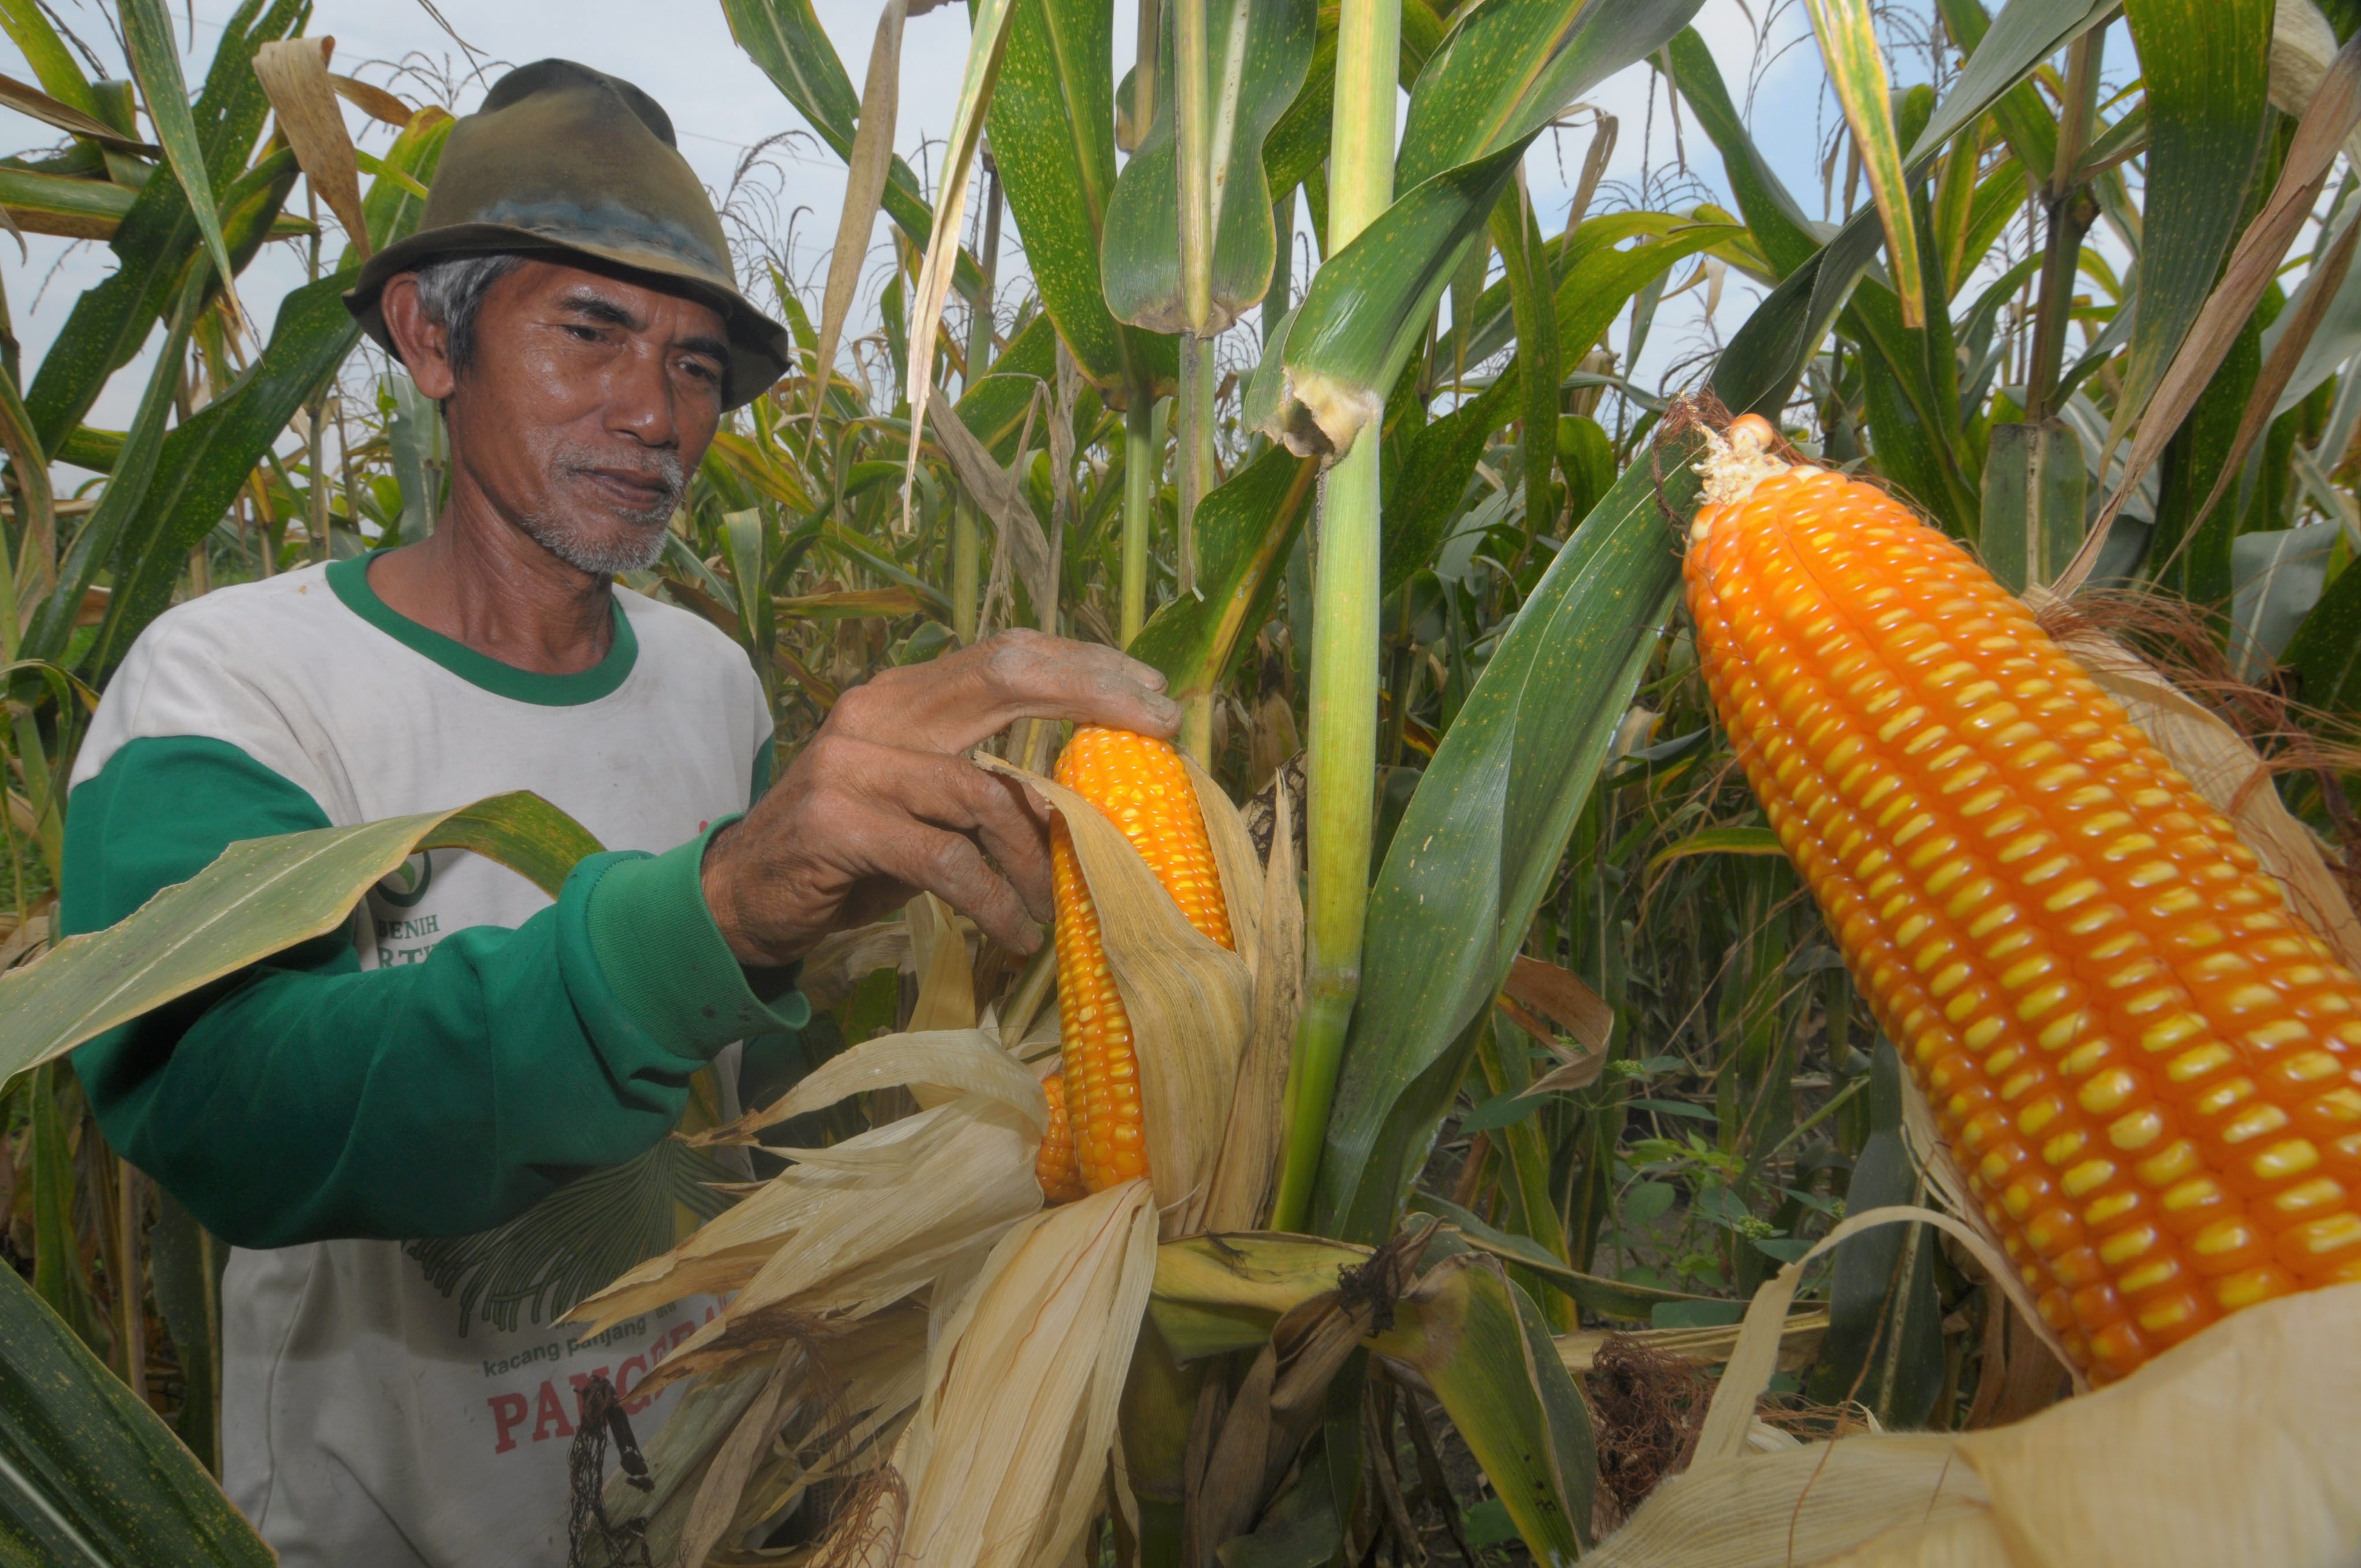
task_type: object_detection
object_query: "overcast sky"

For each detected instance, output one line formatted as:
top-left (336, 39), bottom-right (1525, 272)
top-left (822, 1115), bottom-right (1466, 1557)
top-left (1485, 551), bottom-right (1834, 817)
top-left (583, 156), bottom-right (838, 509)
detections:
top-left (0, 0), bottom-right (1880, 455)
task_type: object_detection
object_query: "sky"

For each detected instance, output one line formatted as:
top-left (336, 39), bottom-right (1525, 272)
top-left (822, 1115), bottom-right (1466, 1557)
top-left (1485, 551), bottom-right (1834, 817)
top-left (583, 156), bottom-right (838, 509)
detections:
top-left (0, 0), bottom-right (1886, 467)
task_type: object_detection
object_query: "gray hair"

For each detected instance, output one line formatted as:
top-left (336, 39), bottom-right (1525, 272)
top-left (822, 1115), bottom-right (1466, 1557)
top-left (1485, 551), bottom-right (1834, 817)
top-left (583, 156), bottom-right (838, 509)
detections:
top-left (411, 252), bottom-right (526, 374)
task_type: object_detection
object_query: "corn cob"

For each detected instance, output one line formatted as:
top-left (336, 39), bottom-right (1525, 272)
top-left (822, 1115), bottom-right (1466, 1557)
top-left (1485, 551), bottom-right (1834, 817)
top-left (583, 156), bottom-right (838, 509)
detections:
top-left (1686, 414), bottom-right (2361, 1383)
top-left (1051, 726), bottom-right (1234, 1193)
top-left (1036, 1071), bottom-right (1088, 1203)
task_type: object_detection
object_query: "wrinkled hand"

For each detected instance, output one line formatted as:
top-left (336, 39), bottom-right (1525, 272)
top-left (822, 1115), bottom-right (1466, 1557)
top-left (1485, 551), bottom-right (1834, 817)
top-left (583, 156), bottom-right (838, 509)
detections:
top-left (701, 628), bottom-right (1181, 966)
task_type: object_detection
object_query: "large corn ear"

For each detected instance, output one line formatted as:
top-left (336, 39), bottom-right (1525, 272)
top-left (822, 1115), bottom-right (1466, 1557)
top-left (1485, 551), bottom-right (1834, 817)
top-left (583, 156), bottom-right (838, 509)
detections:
top-left (1049, 727), bottom-right (1235, 1194)
top-left (1686, 416), bottom-right (2361, 1383)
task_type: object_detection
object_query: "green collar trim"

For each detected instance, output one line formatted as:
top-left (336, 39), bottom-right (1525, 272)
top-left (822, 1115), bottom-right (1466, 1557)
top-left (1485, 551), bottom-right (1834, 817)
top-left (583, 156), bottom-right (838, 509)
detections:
top-left (327, 552), bottom-right (638, 706)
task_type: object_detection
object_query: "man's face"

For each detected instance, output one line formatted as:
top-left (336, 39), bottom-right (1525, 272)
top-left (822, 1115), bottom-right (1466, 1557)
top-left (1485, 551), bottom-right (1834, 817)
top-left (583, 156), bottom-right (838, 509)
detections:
top-left (422, 259), bottom-right (729, 574)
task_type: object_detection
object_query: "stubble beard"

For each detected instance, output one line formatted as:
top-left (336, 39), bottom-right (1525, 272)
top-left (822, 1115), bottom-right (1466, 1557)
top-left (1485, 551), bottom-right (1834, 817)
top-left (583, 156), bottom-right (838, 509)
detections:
top-left (516, 441), bottom-right (686, 575)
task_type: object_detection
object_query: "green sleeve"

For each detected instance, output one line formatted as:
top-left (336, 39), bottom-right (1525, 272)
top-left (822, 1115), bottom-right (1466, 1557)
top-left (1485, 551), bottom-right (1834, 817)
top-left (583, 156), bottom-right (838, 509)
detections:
top-left (65, 736), bottom-right (806, 1247)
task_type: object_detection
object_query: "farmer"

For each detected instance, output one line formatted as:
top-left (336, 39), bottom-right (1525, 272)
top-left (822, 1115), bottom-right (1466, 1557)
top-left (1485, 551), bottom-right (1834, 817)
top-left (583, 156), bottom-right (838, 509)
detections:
top-left (61, 60), bottom-right (1174, 1568)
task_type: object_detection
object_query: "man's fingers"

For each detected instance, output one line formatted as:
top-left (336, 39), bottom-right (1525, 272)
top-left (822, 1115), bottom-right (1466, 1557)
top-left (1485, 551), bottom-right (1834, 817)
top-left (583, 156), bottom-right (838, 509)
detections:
top-left (870, 751), bottom-right (1055, 923)
top-left (876, 818), bottom-right (1041, 954)
top-left (829, 629), bottom-right (1180, 753)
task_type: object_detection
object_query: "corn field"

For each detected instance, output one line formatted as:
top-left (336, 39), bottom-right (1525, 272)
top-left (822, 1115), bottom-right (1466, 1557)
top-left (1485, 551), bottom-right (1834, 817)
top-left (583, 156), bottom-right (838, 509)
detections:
top-left (2, 0), bottom-right (2360, 1562)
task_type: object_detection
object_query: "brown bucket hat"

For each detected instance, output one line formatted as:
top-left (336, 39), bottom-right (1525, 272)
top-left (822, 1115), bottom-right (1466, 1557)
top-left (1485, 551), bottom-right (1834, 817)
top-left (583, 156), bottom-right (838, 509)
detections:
top-left (345, 59), bottom-right (791, 409)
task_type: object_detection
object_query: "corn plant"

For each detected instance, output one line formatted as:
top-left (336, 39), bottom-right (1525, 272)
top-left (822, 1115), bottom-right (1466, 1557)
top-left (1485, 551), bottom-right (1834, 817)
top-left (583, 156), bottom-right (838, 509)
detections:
top-left (6, 0), bottom-right (2361, 1560)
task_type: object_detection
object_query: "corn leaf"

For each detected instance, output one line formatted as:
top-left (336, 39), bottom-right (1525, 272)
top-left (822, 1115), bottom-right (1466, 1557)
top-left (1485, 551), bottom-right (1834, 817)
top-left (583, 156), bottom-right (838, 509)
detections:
top-left (20, 269), bottom-right (206, 663)
top-left (1101, 0), bottom-right (1316, 335)
top-left (0, 351), bottom-right (55, 620)
top-left (81, 109), bottom-right (450, 676)
top-left (118, 0), bottom-right (241, 322)
top-left (0, 0), bottom-right (95, 118)
top-left (1803, 0), bottom-right (1923, 326)
top-left (1685, 0), bottom-right (2115, 418)
top-left (1371, 1253), bottom-right (1595, 1563)
top-left (1643, 825), bottom-right (1783, 876)
top-left (1266, 0), bottom-right (1701, 458)
top-left (1394, 0), bottom-right (1702, 188)
top-left (0, 793), bottom-right (599, 1087)
top-left (2110, 0), bottom-right (2275, 423)
top-left (810, 0), bottom-right (906, 420)
top-left (989, 0), bottom-right (1178, 399)
top-left (0, 169), bottom-right (140, 239)
top-left (1260, 0), bottom-right (1447, 203)
top-left (0, 71), bottom-right (158, 153)
top-left (1314, 434), bottom-right (1702, 1242)
top-left (0, 1261), bottom-right (273, 1566)
top-left (900, 0), bottom-right (1026, 523)
top-left (251, 39), bottom-right (370, 262)
top-left (23, 0), bottom-right (304, 453)
top-left (723, 0), bottom-right (986, 301)
top-left (1127, 443), bottom-right (1320, 697)
top-left (2065, 19), bottom-right (2360, 581)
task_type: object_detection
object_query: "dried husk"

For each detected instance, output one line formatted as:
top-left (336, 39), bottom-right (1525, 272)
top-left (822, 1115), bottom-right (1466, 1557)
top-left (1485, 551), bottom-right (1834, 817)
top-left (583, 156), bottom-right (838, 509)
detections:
top-left (569, 1029), bottom-right (1045, 1350)
top-left (828, 1180), bottom-right (1160, 1568)
top-left (1201, 777), bottom-right (1304, 1232)
top-left (1590, 1276), bottom-right (2361, 1567)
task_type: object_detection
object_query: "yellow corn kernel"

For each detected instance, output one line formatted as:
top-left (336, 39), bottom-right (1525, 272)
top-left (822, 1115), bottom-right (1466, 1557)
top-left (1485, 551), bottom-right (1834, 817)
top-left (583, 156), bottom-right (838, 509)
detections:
top-left (1034, 1071), bottom-right (1087, 1205)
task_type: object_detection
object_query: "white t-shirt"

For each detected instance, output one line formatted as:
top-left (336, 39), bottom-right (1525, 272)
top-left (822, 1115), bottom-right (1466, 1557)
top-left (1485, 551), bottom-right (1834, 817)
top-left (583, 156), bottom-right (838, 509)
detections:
top-left (73, 556), bottom-right (774, 1566)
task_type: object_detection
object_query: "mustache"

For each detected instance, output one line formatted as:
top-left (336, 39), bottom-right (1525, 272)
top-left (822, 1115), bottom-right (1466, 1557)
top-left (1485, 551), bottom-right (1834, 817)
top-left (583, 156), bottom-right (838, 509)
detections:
top-left (556, 444), bottom-right (686, 520)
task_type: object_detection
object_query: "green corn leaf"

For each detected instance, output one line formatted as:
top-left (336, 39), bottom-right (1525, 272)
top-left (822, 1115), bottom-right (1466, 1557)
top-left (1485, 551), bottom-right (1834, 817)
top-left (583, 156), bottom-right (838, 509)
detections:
top-left (1803, 0), bottom-right (1924, 326)
top-left (1314, 433), bottom-right (1702, 1242)
top-left (118, 0), bottom-right (240, 320)
top-left (1643, 824), bottom-right (1783, 876)
top-left (1382, 374), bottom-right (1514, 596)
top-left (722, 0), bottom-right (986, 302)
top-left (987, 0), bottom-right (1176, 396)
top-left (20, 267), bottom-right (206, 662)
top-left (0, 1261), bottom-right (273, 1566)
top-left (1266, 141), bottom-right (1525, 456)
top-left (1394, 0), bottom-right (1704, 188)
top-left (1265, 0), bottom-right (1701, 459)
top-left (0, 794), bottom-right (600, 1087)
top-left (2285, 539), bottom-right (2361, 716)
top-left (0, 0), bottom-right (98, 118)
top-left (1127, 442), bottom-right (1320, 695)
top-left (1685, 0), bottom-right (2115, 417)
top-left (1101, 0), bottom-right (1316, 335)
top-left (2115, 0), bottom-right (2274, 421)
top-left (0, 73), bottom-right (159, 154)
top-left (1663, 28), bottom-right (1823, 275)
top-left (22, 0), bottom-right (303, 454)
top-left (83, 113), bottom-right (450, 676)
top-left (0, 168), bottom-right (141, 239)
top-left (1369, 1253), bottom-right (1595, 1562)
top-left (957, 310), bottom-right (1062, 457)
top-left (1495, 196), bottom-right (1559, 551)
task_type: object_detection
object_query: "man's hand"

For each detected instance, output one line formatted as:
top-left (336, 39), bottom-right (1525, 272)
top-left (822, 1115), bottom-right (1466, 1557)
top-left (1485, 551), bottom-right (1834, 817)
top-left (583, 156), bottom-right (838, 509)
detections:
top-left (699, 629), bottom-right (1182, 967)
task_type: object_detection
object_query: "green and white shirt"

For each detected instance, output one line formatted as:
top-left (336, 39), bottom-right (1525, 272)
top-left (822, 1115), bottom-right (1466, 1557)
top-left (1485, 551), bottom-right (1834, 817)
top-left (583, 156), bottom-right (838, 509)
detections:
top-left (64, 553), bottom-right (807, 1568)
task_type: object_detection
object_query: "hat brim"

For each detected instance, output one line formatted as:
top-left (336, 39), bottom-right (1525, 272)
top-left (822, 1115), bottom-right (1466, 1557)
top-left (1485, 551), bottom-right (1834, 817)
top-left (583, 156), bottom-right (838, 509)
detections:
top-left (344, 224), bottom-right (792, 410)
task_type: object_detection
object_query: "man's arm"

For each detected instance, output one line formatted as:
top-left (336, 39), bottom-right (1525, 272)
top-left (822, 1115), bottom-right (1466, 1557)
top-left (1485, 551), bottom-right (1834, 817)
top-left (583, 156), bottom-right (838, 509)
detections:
top-left (70, 630), bottom-right (1179, 1247)
top-left (66, 736), bottom-right (803, 1247)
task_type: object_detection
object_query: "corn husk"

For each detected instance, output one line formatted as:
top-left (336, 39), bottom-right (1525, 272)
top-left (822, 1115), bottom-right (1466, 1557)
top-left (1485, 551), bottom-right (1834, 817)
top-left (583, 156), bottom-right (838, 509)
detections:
top-left (1201, 773), bottom-right (1304, 1232)
top-left (826, 1180), bottom-right (1160, 1568)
